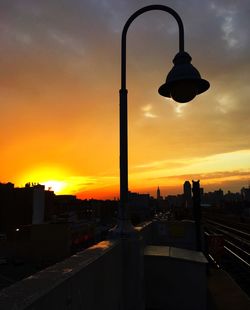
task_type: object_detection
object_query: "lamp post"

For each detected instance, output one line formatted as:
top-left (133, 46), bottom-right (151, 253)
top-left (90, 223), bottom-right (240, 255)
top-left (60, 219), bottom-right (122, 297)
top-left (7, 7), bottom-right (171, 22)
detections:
top-left (116, 4), bottom-right (209, 235)
top-left (114, 6), bottom-right (210, 309)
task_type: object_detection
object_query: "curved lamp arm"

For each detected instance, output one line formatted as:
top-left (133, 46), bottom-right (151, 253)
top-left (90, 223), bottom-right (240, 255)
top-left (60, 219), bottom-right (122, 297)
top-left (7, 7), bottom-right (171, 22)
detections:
top-left (121, 5), bottom-right (184, 90)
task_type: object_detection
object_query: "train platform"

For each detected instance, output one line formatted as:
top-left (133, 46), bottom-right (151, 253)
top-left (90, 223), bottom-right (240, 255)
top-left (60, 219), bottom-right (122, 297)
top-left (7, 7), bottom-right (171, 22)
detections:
top-left (207, 266), bottom-right (250, 310)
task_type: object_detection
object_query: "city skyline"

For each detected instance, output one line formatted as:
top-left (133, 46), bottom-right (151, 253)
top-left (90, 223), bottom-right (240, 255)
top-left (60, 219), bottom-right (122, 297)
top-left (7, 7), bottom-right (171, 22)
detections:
top-left (1, 0), bottom-right (250, 199)
top-left (1, 179), bottom-right (249, 201)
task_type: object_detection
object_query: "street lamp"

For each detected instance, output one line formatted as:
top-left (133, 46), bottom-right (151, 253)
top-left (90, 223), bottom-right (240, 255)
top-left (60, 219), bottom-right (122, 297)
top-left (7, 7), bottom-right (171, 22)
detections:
top-left (116, 5), bottom-right (209, 235)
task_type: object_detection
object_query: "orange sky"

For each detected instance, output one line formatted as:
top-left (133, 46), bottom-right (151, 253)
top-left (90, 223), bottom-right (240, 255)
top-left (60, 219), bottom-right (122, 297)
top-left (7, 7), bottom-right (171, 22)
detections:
top-left (1, 0), bottom-right (250, 199)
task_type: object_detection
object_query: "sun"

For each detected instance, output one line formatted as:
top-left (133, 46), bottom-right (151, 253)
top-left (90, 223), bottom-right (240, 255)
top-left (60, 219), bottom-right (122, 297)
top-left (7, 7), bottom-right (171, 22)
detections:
top-left (41, 180), bottom-right (66, 194)
top-left (17, 165), bottom-right (70, 194)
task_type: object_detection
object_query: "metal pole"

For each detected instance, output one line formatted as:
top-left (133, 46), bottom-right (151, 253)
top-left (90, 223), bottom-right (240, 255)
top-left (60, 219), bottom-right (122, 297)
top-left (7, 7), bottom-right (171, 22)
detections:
top-left (117, 5), bottom-right (185, 234)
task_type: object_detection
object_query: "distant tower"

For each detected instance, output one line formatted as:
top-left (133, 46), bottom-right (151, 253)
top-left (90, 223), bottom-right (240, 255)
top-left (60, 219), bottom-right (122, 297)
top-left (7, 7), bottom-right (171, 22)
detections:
top-left (157, 186), bottom-right (161, 200)
top-left (183, 181), bottom-right (192, 207)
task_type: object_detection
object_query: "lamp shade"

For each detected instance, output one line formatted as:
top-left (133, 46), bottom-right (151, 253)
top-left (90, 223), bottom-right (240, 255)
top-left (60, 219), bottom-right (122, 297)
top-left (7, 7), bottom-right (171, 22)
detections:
top-left (158, 52), bottom-right (210, 103)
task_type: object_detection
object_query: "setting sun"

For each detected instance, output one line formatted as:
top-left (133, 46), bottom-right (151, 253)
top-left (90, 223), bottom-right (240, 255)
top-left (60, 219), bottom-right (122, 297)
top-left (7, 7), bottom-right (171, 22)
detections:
top-left (15, 166), bottom-right (70, 194)
top-left (41, 180), bottom-right (67, 194)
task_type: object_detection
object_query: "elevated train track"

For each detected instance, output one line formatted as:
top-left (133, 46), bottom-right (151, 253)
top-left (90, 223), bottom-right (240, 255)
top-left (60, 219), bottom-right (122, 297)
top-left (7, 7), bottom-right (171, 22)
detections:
top-left (204, 218), bottom-right (250, 296)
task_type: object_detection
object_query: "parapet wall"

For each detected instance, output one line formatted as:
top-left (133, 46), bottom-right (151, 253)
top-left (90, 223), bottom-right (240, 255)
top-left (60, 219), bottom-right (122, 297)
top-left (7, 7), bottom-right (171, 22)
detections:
top-left (151, 219), bottom-right (198, 250)
top-left (0, 220), bottom-right (206, 310)
top-left (0, 240), bottom-right (122, 310)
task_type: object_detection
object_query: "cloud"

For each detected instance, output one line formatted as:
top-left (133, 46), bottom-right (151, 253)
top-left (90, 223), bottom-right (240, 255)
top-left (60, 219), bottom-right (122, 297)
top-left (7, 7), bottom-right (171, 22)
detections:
top-left (161, 170), bottom-right (250, 181)
top-left (210, 1), bottom-right (247, 50)
top-left (134, 160), bottom-right (186, 170)
top-left (141, 104), bottom-right (158, 118)
top-left (215, 93), bottom-right (236, 114)
top-left (129, 150), bottom-right (250, 194)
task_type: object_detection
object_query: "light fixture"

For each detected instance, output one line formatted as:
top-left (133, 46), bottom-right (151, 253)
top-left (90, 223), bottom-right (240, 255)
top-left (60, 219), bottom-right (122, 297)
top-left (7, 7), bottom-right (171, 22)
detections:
top-left (158, 51), bottom-right (210, 103)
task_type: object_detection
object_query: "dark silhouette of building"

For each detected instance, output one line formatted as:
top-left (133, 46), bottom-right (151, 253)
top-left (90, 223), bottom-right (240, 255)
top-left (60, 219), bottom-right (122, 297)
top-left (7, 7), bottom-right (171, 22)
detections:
top-left (183, 181), bottom-right (192, 208)
top-left (0, 183), bottom-right (55, 234)
top-left (128, 191), bottom-right (152, 224)
top-left (202, 189), bottom-right (223, 206)
top-left (157, 186), bottom-right (161, 200)
top-left (241, 187), bottom-right (250, 202)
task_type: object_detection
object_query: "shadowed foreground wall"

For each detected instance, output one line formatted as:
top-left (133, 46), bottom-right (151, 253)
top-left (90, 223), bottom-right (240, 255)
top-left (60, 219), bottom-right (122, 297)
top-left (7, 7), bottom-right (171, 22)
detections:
top-left (0, 221), bottom-right (208, 310)
top-left (0, 240), bottom-right (122, 310)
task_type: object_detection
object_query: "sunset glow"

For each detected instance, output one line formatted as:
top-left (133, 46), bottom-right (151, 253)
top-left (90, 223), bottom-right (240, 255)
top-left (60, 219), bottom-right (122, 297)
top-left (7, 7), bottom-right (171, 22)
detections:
top-left (1, 1), bottom-right (250, 198)
top-left (41, 181), bottom-right (66, 194)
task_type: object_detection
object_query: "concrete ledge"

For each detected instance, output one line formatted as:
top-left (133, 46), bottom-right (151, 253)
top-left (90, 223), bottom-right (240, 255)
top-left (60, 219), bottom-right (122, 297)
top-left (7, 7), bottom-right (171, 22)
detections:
top-left (145, 245), bottom-right (208, 263)
top-left (151, 220), bottom-right (198, 250)
top-left (144, 246), bottom-right (208, 310)
top-left (0, 240), bottom-right (122, 310)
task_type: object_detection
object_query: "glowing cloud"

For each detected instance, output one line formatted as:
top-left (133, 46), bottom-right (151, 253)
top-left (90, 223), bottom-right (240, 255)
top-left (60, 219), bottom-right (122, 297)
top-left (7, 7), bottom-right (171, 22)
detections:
top-left (141, 104), bottom-right (158, 118)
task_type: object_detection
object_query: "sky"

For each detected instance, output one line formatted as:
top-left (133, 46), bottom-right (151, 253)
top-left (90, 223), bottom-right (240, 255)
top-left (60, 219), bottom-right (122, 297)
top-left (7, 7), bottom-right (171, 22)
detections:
top-left (0, 0), bottom-right (250, 198)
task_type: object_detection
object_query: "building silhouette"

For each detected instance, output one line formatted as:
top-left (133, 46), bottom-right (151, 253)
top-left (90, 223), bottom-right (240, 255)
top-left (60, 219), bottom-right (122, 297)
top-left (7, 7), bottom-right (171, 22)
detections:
top-left (183, 181), bottom-right (192, 208)
top-left (157, 186), bottom-right (162, 200)
top-left (0, 183), bottom-right (47, 233)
